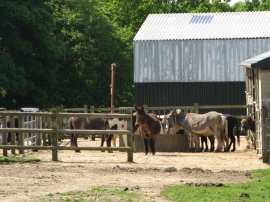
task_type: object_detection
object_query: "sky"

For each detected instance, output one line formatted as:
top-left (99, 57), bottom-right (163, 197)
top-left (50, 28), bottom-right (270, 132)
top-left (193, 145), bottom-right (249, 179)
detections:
top-left (229, 0), bottom-right (245, 5)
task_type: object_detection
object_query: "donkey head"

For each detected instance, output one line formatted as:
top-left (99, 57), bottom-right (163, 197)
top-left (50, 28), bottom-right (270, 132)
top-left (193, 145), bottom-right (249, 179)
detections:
top-left (134, 106), bottom-right (146, 128)
top-left (165, 109), bottom-right (178, 129)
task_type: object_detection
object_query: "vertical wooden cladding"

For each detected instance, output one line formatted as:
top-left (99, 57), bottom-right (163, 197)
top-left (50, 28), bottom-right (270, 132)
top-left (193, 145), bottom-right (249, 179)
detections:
top-left (135, 82), bottom-right (246, 115)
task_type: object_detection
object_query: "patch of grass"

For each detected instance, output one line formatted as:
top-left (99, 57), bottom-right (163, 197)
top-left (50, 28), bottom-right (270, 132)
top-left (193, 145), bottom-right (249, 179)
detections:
top-left (0, 156), bottom-right (40, 163)
top-left (161, 169), bottom-right (270, 202)
top-left (38, 186), bottom-right (146, 202)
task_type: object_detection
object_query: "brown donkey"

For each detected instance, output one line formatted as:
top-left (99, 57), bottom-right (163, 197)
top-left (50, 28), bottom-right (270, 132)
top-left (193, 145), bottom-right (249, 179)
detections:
top-left (134, 106), bottom-right (161, 155)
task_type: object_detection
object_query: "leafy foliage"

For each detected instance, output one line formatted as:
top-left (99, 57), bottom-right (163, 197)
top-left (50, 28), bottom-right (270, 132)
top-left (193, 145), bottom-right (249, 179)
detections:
top-left (0, 0), bottom-right (61, 108)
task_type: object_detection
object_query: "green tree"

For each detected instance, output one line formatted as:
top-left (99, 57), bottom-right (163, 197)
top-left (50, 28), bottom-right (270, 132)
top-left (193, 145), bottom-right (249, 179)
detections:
top-left (259, 0), bottom-right (270, 10)
top-left (0, 0), bottom-right (61, 108)
top-left (233, 0), bottom-right (261, 11)
top-left (49, 0), bottom-right (133, 107)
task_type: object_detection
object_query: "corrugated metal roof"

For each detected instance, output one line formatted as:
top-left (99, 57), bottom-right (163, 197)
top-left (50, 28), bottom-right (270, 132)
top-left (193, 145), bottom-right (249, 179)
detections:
top-left (134, 12), bottom-right (270, 41)
top-left (241, 51), bottom-right (270, 69)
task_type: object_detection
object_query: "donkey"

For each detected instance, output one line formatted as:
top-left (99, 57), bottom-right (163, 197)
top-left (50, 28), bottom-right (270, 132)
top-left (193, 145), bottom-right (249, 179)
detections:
top-left (241, 116), bottom-right (256, 149)
top-left (222, 114), bottom-right (240, 152)
top-left (69, 117), bottom-right (111, 152)
top-left (165, 109), bottom-right (224, 152)
top-left (106, 118), bottom-right (127, 147)
top-left (134, 106), bottom-right (161, 155)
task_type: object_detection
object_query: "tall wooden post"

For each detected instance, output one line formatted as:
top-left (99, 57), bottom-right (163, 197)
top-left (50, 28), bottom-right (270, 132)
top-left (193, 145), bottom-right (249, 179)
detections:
top-left (90, 106), bottom-right (95, 141)
top-left (51, 109), bottom-right (58, 161)
top-left (127, 114), bottom-right (133, 162)
top-left (266, 101), bottom-right (270, 163)
top-left (194, 103), bottom-right (199, 114)
top-left (110, 63), bottom-right (116, 113)
top-left (36, 115), bottom-right (42, 147)
top-left (10, 115), bottom-right (16, 154)
top-left (18, 115), bottom-right (24, 154)
top-left (2, 116), bottom-right (7, 157)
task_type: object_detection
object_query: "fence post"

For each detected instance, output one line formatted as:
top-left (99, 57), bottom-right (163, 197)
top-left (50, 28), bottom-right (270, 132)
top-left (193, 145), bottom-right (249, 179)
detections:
top-left (127, 114), bottom-right (133, 162)
top-left (2, 116), bottom-right (7, 157)
top-left (42, 116), bottom-right (48, 146)
top-left (268, 101), bottom-right (270, 163)
top-left (194, 103), bottom-right (199, 114)
top-left (90, 106), bottom-right (95, 141)
top-left (143, 104), bottom-right (149, 113)
top-left (51, 109), bottom-right (58, 161)
top-left (10, 115), bottom-right (16, 154)
top-left (18, 115), bottom-right (24, 154)
top-left (57, 105), bottom-right (64, 142)
top-left (36, 115), bottom-right (42, 147)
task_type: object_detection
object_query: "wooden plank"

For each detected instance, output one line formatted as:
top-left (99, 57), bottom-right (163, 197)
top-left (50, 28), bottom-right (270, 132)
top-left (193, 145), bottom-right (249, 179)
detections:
top-left (2, 116), bottom-right (7, 157)
top-left (18, 115), bottom-right (24, 154)
top-left (51, 109), bottom-right (58, 161)
top-left (127, 117), bottom-right (133, 162)
top-left (0, 145), bottom-right (132, 151)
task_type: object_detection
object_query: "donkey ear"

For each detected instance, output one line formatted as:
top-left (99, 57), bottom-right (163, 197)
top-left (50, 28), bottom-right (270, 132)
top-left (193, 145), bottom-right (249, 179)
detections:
top-left (141, 105), bottom-right (144, 111)
top-left (135, 106), bottom-right (139, 111)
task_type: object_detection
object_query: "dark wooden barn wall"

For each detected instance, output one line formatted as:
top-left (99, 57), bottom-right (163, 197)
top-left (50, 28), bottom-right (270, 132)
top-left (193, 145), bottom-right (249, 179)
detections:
top-left (135, 82), bottom-right (246, 115)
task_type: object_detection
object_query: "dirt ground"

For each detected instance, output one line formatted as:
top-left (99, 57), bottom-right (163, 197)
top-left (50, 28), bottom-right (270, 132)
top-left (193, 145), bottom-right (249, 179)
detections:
top-left (0, 137), bottom-right (269, 202)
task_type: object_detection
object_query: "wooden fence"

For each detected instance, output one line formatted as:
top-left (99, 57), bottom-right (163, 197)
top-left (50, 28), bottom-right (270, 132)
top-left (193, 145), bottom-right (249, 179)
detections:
top-left (0, 109), bottom-right (134, 162)
top-left (0, 104), bottom-right (248, 162)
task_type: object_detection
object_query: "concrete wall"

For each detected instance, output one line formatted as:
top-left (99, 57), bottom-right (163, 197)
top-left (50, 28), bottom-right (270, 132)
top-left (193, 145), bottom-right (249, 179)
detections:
top-left (133, 134), bottom-right (188, 153)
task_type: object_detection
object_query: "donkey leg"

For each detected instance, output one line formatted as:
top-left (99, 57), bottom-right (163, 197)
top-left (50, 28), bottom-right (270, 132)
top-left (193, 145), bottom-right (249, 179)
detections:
top-left (194, 135), bottom-right (200, 152)
top-left (71, 134), bottom-right (74, 146)
top-left (150, 137), bottom-right (156, 155)
top-left (209, 136), bottom-right (215, 152)
top-left (100, 135), bottom-right (106, 152)
top-left (204, 138), bottom-right (209, 152)
top-left (74, 134), bottom-right (80, 153)
top-left (215, 135), bottom-right (223, 152)
top-left (101, 135), bottom-right (105, 147)
top-left (230, 136), bottom-right (236, 152)
top-left (200, 136), bottom-right (204, 152)
top-left (106, 134), bottom-right (113, 153)
top-left (143, 137), bottom-right (149, 155)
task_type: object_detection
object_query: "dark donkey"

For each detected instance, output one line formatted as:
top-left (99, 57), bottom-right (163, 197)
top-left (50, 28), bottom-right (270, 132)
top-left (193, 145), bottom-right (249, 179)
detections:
top-left (69, 117), bottom-right (112, 152)
top-left (222, 114), bottom-right (240, 152)
top-left (134, 106), bottom-right (161, 155)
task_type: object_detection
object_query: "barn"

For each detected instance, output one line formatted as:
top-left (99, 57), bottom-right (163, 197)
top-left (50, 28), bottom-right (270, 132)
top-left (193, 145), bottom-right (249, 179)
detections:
top-left (241, 51), bottom-right (270, 163)
top-left (133, 11), bottom-right (270, 114)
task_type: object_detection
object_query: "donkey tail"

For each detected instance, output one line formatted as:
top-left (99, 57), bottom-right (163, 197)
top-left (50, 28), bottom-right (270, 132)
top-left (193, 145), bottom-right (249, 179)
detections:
top-left (235, 121), bottom-right (240, 146)
top-left (218, 117), bottom-right (224, 145)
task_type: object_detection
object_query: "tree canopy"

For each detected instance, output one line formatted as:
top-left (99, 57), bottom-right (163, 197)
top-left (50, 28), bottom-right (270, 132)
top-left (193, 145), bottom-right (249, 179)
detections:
top-left (0, 0), bottom-right (269, 109)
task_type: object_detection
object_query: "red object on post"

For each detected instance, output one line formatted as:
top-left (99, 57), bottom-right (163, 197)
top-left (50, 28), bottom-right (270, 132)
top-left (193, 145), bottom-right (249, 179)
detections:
top-left (110, 63), bottom-right (116, 112)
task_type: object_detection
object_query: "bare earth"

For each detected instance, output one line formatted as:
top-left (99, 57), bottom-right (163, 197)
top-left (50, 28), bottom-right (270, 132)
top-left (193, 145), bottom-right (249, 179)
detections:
top-left (0, 137), bottom-right (269, 202)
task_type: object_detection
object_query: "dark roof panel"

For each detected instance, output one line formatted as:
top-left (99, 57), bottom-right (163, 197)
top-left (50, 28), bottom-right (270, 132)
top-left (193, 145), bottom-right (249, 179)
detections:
top-left (241, 51), bottom-right (270, 69)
